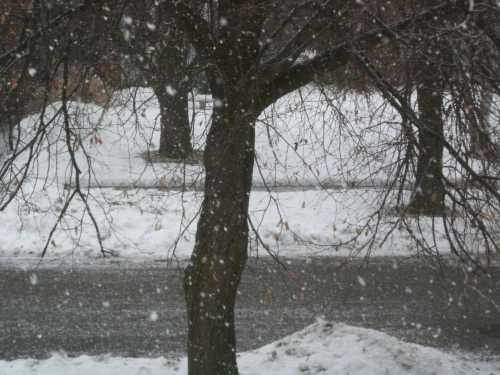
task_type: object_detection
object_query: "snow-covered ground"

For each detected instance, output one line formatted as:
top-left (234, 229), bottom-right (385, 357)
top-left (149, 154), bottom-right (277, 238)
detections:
top-left (1, 88), bottom-right (499, 373)
top-left (1, 320), bottom-right (498, 375)
top-left (0, 86), bottom-right (497, 263)
top-left (0, 187), bottom-right (473, 262)
top-left (2, 87), bottom-right (404, 189)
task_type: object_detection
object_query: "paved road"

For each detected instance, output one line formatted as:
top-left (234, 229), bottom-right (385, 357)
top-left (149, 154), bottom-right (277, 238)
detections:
top-left (1, 257), bottom-right (500, 360)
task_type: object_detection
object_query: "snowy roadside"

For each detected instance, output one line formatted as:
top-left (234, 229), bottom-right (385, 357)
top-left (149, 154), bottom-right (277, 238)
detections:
top-left (1, 320), bottom-right (498, 375)
top-left (0, 187), bottom-right (480, 264)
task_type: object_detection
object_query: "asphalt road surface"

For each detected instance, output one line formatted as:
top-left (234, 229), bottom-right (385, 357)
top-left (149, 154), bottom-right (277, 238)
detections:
top-left (1, 257), bottom-right (500, 360)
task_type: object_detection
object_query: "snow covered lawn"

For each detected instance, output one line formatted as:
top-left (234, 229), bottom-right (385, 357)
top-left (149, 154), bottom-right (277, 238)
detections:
top-left (0, 187), bottom-right (474, 262)
top-left (1, 87), bottom-right (495, 263)
top-left (1, 320), bottom-right (498, 375)
top-left (5, 87), bottom-right (402, 189)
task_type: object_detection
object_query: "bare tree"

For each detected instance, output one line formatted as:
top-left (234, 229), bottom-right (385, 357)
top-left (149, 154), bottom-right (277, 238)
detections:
top-left (157, 1), bottom-right (485, 374)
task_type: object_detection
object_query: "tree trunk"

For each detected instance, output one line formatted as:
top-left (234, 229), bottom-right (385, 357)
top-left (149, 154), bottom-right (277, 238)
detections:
top-left (156, 85), bottom-right (193, 159)
top-left (7, 113), bottom-right (15, 152)
top-left (184, 101), bottom-right (256, 375)
top-left (0, 118), bottom-right (12, 154)
top-left (408, 80), bottom-right (445, 215)
top-left (468, 88), bottom-right (498, 160)
top-left (1, 96), bottom-right (18, 153)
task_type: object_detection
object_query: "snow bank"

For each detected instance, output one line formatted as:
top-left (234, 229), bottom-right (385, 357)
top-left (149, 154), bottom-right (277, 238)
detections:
top-left (1, 320), bottom-right (498, 374)
top-left (0, 188), bottom-right (475, 261)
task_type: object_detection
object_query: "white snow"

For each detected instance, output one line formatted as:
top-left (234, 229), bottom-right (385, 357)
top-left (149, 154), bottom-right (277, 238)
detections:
top-left (1, 87), bottom-right (499, 372)
top-left (0, 320), bottom-right (498, 375)
top-left (0, 187), bottom-right (463, 262)
top-left (0, 86), bottom-right (498, 263)
top-left (2, 87), bottom-right (404, 190)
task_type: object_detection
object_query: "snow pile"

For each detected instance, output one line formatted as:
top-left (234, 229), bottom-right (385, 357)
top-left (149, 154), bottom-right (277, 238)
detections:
top-left (1, 320), bottom-right (498, 374)
top-left (240, 320), bottom-right (499, 375)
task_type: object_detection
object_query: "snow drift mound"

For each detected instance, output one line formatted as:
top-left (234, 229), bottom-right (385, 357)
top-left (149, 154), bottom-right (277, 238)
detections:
top-left (1, 319), bottom-right (498, 375)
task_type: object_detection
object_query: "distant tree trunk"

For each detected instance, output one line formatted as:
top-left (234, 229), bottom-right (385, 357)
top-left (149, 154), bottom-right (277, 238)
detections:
top-left (407, 78), bottom-right (445, 215)
top-left (467, 88), bottom-right (498, 160)
top-left (155, 84), bottom-right (193, 159)
top-left (185, 98), bottom-right (256, 375)
top-left (0, 116), bottom-right (13, 154)
top-left (7, 113), bottom-right (15, 152)
top-left (118, 0), bottom-right (195, 160)
top-left (153, 34), bottom-right (194, 160)
top-left (1, 95), bottom-right (19, 153)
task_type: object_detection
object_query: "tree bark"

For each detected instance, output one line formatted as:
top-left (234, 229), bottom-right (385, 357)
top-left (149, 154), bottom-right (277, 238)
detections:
top-left (0, 118), bottom-right (13, 154)
top-left (408, 79), bottom-right (445, 215)
top-left (121, 1), bottom-right (195, 161)
top-left (467, 88), bottom-right (499, 160)
top-left (1, 95), bottom-right (19, 153)
top-left (156, 85), bottom-right (193, 159)
top-left (185, 101), bottom-right (256, 375)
